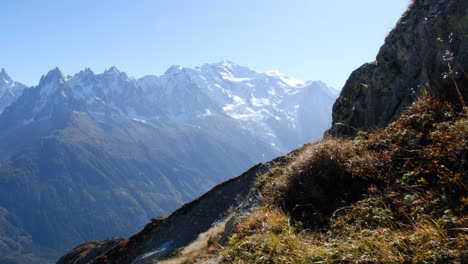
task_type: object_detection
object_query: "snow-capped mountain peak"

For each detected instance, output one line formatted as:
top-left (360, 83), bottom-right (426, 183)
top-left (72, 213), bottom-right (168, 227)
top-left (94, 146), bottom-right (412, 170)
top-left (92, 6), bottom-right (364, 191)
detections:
top-left (101, 66), bottom-right (132, 81)
top-left (74, 68), bottom-right (95, 81)
top-left (1, 62), bottom-right (338, 151)
top-left (264, 70), bottom-right (304, 87)
top-left (38, 67), bottom-right (67, 98)
top-left (213, 60), bottom-right (236, 67)
top-left (103, 66), bottom-right (121, 76)
top-left (40, 67), bottom-right (66, 85)
top-left (201, 61), bottom-right (257, 81)
top-left (0, 68), bottom-right (13, 84)
top-left (164, 65), bottom-right (183, 75)
top-left (0, 68), bottom-right (28, 113)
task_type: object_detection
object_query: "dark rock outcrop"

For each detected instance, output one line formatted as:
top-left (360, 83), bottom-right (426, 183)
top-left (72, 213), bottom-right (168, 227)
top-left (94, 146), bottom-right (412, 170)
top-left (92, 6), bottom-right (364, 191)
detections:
top-left (56, 238), bottom-right (123, 264)
top-left (328, 0), bottom-right (467, 137)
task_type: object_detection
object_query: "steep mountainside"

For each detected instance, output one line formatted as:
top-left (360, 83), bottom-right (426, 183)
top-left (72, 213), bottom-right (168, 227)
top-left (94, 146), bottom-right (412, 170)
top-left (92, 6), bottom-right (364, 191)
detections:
top-left (58, 0), bottom-right (467, 263)
top-left (328, 0), bottom-right (467, 137)
top-left (0, 63), bottom-right (336, 263)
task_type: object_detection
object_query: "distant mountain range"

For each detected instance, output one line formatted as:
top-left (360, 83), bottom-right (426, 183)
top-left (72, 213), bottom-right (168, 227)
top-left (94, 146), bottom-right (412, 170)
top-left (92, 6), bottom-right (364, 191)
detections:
top-left (0, 62), bottom-right (337, 263)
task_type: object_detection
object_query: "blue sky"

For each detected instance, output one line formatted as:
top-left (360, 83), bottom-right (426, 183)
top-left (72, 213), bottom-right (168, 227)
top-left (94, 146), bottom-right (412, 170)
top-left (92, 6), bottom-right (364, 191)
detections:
top-left (1, 0), bottom-right (410, 89)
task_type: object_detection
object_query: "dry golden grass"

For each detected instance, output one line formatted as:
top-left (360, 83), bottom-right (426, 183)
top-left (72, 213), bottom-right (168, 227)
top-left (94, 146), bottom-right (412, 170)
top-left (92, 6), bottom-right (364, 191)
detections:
top-left (287, 138), bottom-right (354, 176)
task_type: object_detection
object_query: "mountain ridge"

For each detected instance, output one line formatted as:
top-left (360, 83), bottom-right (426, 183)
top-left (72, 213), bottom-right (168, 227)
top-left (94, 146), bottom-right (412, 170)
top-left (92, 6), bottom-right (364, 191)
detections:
top-left (0, 62), bottom-right (338, 159)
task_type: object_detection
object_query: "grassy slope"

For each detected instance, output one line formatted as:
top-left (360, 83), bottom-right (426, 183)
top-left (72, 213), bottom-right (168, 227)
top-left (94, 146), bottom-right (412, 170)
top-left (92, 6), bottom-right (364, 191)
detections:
top-left (165, 93), bottom-right (467, 263)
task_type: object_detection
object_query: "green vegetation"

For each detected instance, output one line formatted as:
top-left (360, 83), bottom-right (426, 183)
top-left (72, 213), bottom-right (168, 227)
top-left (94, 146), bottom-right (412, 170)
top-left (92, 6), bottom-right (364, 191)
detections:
top-left (176, 93), bottom-right (467, 263)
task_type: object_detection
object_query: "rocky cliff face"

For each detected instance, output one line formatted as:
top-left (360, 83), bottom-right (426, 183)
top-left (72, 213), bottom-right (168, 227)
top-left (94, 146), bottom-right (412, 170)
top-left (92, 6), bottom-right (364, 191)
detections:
top-left (328, 0), bottom-right (467, 137)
